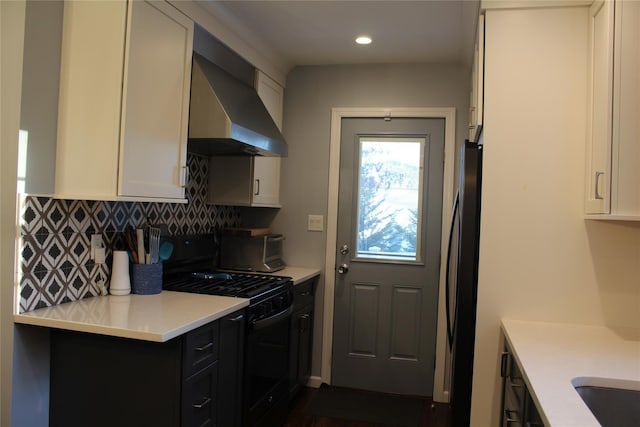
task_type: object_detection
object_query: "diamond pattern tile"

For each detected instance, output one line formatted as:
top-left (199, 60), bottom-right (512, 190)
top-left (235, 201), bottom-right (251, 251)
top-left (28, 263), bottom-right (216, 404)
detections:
top-left (20, 235), bottom-right (39, 274)
top-left (67, 232), bottom-right (91, 268)
top-left (92, 202), bottom-right (111, 230)
top-left (68, 199), bottom-right (91, 232)
top-left (19, 195), bottom-right (41, 235)
top-left (17, 153), bottom-right (240, 313)
top-left (41, 234), bottom-right (68, 271)
top-left (42, 198), bottom-right (68, 234)
top-left (19, 273), bottom-right (41, 313)
top-left (40, 270), bottom-right (66, 307)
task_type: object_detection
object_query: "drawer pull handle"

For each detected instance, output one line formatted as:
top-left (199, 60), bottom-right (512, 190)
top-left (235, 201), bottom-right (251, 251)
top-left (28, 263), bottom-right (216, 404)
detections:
top-left (500, 352), bottom-right (509, 378)
top-left (594, 171), bottom-right (604, 200)
top-left (505, 409), bottom-right (520, 424)
top-left (181, 165), bottom-right (189, 188)
top-left (195, 342), bottom-right (214, 352)
top-left (192, 397), bottom-right (211, 409)
top-left (299, 313), bottom-right (310, 333)
top-left (229, 314), bottom-right (244, 322)
top-left (299, 291), bottom-right (311, 296)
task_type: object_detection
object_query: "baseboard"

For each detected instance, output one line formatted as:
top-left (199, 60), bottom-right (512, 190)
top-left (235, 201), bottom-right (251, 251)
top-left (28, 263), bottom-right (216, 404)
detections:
top-left (434, 390), bottom-right (450, 404)
top-left (306, 375), bottom-right (323, 388)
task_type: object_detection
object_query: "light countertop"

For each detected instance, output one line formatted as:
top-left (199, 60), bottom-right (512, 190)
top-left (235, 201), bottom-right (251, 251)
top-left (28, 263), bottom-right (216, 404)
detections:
top-left (13, 266), bottom-right (319, 343)
top-left (274, 266), bottom-right (321, 285)
top-left (14, 291), bottom-right (248, 343)
top-left (501, 319), bottom-right (640, 427)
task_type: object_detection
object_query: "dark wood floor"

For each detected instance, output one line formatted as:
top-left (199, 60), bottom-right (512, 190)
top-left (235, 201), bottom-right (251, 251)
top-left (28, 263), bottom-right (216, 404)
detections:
top-left (285, 387), bottom-right (451, 427)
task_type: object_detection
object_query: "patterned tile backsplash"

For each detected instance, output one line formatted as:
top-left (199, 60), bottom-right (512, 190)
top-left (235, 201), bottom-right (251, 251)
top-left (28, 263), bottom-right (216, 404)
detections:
top-left (18, 154), bottom-right (240, 313)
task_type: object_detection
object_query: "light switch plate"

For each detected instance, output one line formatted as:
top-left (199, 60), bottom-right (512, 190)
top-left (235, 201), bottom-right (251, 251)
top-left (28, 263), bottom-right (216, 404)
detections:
top-left (91, 234), bottom-right (105, 262)
top-left (307, 214), bottom-right (324, 232)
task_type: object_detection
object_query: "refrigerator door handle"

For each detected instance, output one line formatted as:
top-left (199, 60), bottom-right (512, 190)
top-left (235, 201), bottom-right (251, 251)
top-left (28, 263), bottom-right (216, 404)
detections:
top-left (445, 191), bottom-right (460, 351)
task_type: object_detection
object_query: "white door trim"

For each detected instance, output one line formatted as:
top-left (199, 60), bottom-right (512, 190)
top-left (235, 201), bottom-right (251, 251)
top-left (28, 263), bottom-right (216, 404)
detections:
top-left (322, 107), bottom-right (456, 402)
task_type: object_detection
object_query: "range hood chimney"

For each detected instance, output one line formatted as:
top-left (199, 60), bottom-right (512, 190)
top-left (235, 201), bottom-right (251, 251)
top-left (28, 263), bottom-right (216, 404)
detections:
top-left (187, 26), bottom-right (287, 157)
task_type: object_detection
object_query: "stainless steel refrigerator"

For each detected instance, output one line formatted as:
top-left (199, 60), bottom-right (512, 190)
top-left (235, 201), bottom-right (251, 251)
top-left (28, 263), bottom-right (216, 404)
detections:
top-left (446, 130), bottom-right (483, 427)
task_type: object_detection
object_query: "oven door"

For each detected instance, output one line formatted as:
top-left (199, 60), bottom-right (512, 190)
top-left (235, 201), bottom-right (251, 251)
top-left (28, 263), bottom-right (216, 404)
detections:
top-left (244, 305), bottom-right (293, 426)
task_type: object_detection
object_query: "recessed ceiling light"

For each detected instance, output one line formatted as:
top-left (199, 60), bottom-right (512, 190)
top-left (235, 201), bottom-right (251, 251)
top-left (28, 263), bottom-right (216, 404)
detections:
top-left (355, 36), bottom-right (372, 45)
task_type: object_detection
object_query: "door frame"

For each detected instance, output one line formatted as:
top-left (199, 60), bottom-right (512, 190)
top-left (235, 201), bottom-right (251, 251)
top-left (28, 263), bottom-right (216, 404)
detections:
top-left (321, 107), bottom-right (456, 403)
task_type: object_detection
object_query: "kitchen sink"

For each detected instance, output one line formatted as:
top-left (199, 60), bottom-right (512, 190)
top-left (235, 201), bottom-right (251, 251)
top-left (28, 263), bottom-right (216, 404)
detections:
top-left (573, 378), bottom-right (640, 427)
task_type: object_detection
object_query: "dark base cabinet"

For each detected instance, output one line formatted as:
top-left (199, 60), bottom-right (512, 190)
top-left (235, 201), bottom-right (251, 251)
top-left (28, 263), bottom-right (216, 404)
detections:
top-left (289, 276), bottom-right (317, 400)
top-left (50, 309), bottom-right (244, 427)
top-left (500, 340), bottom-right (544, 427)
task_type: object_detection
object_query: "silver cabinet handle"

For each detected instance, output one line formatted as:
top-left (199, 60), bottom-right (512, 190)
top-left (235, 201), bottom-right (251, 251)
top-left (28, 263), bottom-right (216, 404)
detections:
top-left (299, 313), bottom-right (311, 333)
top-left (192, 396), bottom-right (211, 409)
top-left (181, 165), bottom-right (189, 188)
top-left (338, 263), bottom-right (349, 274)
top-left (195, 342), bottom-right (214, 352)
top-left (594, 171), bottom-right (604, 200)
top-left (505, 409), bottom-right (520, 424)
top-left (500, 352), bottom-right (510, 378)
top-left (254, 178), bottom-right (260, 195)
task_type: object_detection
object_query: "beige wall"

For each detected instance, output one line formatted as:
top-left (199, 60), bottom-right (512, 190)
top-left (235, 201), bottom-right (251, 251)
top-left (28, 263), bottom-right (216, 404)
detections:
top-left (1, 1), bottom-right (26, 425)
top-left (272, 63), bottom-right (470, 378)
top-left (472, 6), bottom-right (640, 426)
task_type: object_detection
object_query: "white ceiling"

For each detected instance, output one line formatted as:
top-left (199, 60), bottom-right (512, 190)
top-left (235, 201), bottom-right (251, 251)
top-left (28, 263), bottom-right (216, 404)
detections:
top-left (200, 1), bottom-right (480, 72)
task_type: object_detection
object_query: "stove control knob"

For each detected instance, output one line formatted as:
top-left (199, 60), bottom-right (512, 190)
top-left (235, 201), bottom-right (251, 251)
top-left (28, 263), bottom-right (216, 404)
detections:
top-left (274, 296), bottom-right (285, 309)
top-left (264, 301), bottom-right (273, 314)
top-left (256, 305), bottom-right (267, 318)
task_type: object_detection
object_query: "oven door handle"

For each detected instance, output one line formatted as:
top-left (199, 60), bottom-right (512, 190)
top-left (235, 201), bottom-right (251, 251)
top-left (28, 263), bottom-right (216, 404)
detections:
top-left (251, 305), bottom-right (293, 331)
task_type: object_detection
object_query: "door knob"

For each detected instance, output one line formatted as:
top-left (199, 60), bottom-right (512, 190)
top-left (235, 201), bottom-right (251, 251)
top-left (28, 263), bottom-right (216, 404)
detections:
top-left (340, 244), bottom-right (349, 255)
top-left (338, 263), bottom-right (349, 274)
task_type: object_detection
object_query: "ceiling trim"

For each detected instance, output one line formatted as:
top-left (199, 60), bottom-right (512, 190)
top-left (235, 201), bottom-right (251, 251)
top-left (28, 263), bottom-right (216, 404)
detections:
top-left (168, 0), bottom-right (289, 87)
top-left (482, 0), bottom-right (592, 10)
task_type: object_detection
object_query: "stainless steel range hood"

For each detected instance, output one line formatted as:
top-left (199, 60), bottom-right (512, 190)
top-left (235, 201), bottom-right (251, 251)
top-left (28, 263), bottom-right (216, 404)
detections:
top-left (187, 28), bottom-right (287, 157)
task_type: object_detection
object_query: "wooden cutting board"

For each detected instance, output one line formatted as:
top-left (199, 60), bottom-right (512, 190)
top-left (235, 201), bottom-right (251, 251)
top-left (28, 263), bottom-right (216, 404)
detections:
top-left (221, 227), bottom-right (272, 236)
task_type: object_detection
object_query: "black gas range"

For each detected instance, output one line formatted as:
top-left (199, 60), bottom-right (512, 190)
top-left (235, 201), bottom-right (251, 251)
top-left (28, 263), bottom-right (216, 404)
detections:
top-left (162, 235), bottom-right (293, 427)
top-left (164, 270), bottom-right (293, 324)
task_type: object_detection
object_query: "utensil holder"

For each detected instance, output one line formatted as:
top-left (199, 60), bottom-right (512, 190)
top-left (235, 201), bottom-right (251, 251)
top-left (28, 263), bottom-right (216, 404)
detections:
top-left (131, 263), bottom-right (162, 295)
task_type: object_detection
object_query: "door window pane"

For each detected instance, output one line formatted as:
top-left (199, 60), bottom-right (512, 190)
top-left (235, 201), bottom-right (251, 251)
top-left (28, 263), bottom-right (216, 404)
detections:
top-left (355, 137), bottom-right (425, 262)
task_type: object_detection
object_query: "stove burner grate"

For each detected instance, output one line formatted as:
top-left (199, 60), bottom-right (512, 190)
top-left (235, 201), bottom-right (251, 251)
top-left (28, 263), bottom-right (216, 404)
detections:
top-left (163, 271), bottom-right (291, 299)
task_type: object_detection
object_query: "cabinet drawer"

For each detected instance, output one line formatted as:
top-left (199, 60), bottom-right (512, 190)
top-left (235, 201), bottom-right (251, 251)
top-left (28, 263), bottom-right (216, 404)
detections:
top-left (293, 278), bottom-right (316, 310)
top-left (184, 321), bottom-right (219, 378)
top-left (504, 376), bottom-right (526, 414)
top-left (502, 408), bottom-right (523, 427)
top-left (183, 362), bottom-right (218, 427)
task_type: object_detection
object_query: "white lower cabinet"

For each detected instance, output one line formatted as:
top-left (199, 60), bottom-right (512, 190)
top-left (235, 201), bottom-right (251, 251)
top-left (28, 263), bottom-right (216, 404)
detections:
top-left (585, 0), bottom-right (640, 220)
top-left (55, 0), bottom-right (193, 202)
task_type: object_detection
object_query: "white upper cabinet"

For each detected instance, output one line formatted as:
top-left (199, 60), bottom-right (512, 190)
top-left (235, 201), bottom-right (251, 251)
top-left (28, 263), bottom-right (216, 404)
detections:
top-left (585, 0), bottom-right (640, 219)
top-left (254, 71), bottom-right (283, 207)
top-left (585, 0), bottom-right (614, 214)
top-left (55, 0), bottom-right (193, 202)
top-left (468, 14), bottom-right (485, 142)
top-left (208, 71), bottom-right (284, 208)
top-left (610, 0), bottom-right (640, 217)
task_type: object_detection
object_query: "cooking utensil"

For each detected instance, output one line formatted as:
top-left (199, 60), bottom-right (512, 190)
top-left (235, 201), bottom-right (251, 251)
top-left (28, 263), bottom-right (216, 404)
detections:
top-left (136, 228), bottom-right (145, 264)
top-left (149, 227), bottom-right (161, 264)
top-left (124, 229), bottom-right (139, 264)
top-left (158, 242), bottom-right (174, 263)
